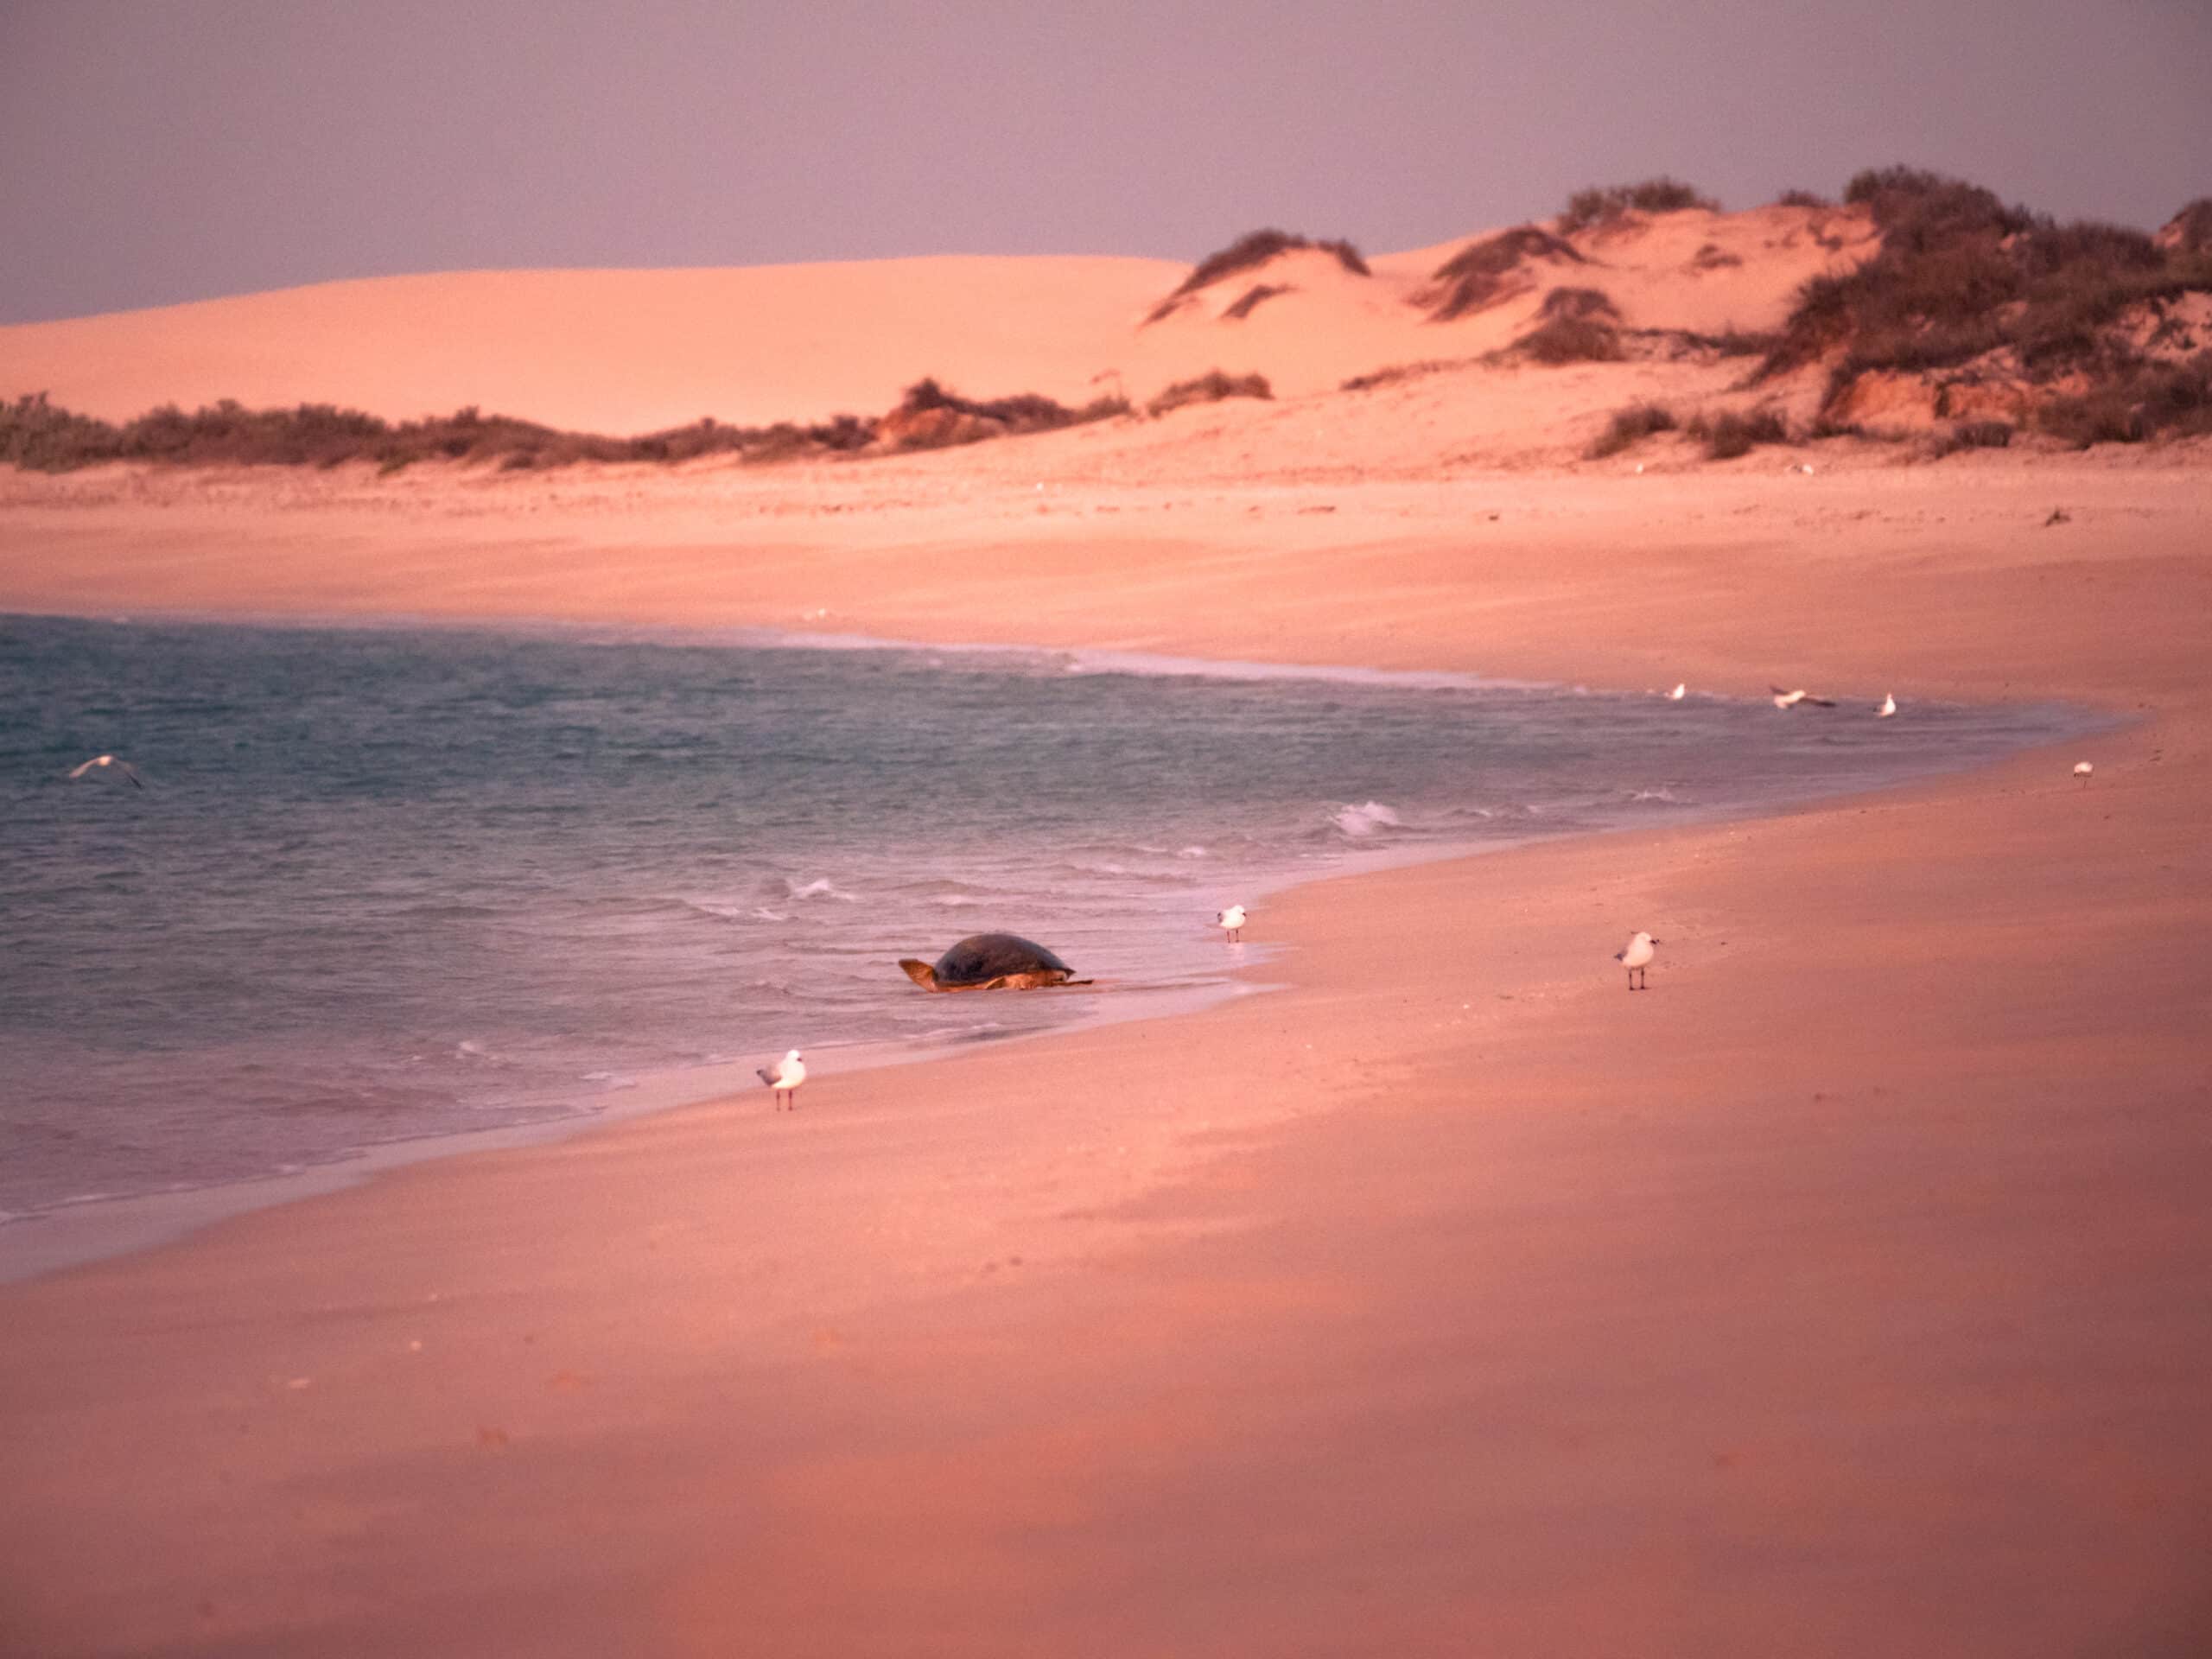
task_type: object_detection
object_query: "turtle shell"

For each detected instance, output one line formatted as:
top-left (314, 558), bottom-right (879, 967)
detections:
top-left (932, 933), bottom-right (1074, 985)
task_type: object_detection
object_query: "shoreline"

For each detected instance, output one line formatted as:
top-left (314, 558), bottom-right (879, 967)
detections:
top-left (0, 607), bottom-right (2101, 1286)
top-left (3, 462), bottom-right (2208, 1654)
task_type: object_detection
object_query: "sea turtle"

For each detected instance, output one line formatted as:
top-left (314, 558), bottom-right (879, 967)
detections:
top-left (899, 932), bottom-right (1090, 992)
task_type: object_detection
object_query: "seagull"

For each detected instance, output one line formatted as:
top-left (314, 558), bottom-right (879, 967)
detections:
top-left (757, 1048), bottom-right (806, 1110)
top-left (1667, 683), bottom-right (1687, 701)
top-left (1216, 904), bottom-right (1248, 943)
top-left (1770, 686), bottom-right (1837, 709)
top-left (2073, 761), bottom-right (2094, 786)
top-left (1614, 931), bottom-right (1660, 991)
top-left (1877, 693), bottom-right (1897, 718)
top-left (67, 754), bottom-right (144, 787)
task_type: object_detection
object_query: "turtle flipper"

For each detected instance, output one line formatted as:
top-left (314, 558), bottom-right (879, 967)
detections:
top-left (898, 959), bottom-right (940, 990)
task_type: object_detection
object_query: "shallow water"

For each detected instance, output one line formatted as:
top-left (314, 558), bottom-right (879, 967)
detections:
top-left (0, 613), bottom-right (2091, 1223)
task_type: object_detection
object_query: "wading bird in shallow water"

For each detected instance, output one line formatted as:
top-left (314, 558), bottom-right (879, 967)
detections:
top-left (67, 753), bottom-right (143, 787)
top-left (757, 1049), bottom-right (806, 1110)
top-left (1216, 904), bottom-right (1247, 943)
top-left (2074, 761), bottom-right (2094, 786)
top-left (1878, 693), bottom-right (1897, 718)
top-left (1770, 686), bottom-right (1837, 709)
top-left (1615, 931), bottom-right (1659, 990)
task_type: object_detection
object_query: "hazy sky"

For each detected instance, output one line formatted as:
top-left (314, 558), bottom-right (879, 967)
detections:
top-left (3, 0), bottom-right (2207, 323)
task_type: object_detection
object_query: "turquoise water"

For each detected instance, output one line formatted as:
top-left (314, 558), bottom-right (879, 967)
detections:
top-left (0, 613), bottom-right (2088, 1222)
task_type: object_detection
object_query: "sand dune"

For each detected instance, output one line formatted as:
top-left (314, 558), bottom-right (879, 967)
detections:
top-left (1, 205), bottom-right (1875, 434)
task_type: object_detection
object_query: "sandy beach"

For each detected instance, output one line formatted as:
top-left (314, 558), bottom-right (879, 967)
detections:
top-left (5, 201), bottom-right (2212, 1654)
top-left (3, 435), bottom-right (2209, 1655)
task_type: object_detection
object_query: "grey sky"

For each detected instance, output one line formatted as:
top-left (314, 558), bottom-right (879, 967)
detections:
top-left (3, 0), bottom-right (2206, 324)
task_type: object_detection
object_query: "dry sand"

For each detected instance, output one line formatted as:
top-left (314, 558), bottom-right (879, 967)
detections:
top-left (3, 231), bottom-right (2210, 1655)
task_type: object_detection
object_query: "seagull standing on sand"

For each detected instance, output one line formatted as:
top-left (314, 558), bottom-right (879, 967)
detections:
top-left (1770, 686), bottom-right (1837, 709)
top-left (1878, 693), bottom-right (1897, 718)
top-left (757, 1048), bottom-right (806, 1110)
top-left (2074, 761), bottom-right (2094, 786)
top-left (1614, 931), bottom-right (1660, 990)
top-left (1667, 683), bottom-right (1687, 701)
top-left (1216, 904), bottom-right (1248, 943)
top-left (67, 754), bottom-right (144, 787)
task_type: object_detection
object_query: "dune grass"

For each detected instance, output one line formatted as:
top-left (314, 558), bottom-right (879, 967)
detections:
top-left (1146, 230), bottom-right (1367, 323)
top-left (1586, 402), bottom-right (1677, 459)
top-left (1557, 178), bottom-right (1719, 236)
top-left (1421, 226), bottom-right (1586, 321)
top-left (1146, 371), bottom-right (1273, 417)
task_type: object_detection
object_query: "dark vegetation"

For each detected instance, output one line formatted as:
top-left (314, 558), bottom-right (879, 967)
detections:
top-left (1421, 226), bottom-right (1585, 321)
top-left (1929, 419), bottom-right (2014, 457)
top-left (0, 378), bottom-right (1129, 474)
top-left (1557, 178), bottom-right (1719, 235)
top-left (1777, 188), bottom-right (1834, 210)
top-left (1586, 402), bottom-right (1676, 459)
top-left (1514, 287), bottom-right (1625, 359)
top-left (2037, 354), bottom-right (2212, 448)
top-left (1338, 359), bottom-right (1479, 393)
top-left (1685, 407), bottom-right (1789, 460)
top-left (2164, 199), bottom-right (2212, 253)
top-left (1146, 371), bottom-right (1273, 417)
top-left (890, 377), bottom-right (1127, 439)
top-left (1147, 230), bottom-right (1368, 322)
top-left (1222, 283), bottom-right (1291, 321)
top-left (1757, 168), bottom-right (2212, 442)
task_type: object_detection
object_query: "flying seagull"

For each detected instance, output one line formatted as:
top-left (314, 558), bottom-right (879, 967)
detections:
top-left (1216, 904), bottom-right (1248, 942)
top-left (67, 754), bottom-right (144, 787)
top-left (1614, 931), bottom-right (1660, 990)
top-left (1770, 686), bottom-right (1836, 709)
top-left (1877, 693), bottom-right (1897, 718)
top-left (757, 1048), bottom-right (806, 1110)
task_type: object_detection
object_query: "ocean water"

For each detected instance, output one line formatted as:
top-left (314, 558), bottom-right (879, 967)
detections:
top-left (0, 613), bottom-right (2088, 1224)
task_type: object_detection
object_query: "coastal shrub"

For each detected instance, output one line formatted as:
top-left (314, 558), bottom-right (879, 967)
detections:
top-left (2038, 353), bottom-right (2212, 447)
top-left (1759, 167), bottom-right (2212, 409)
top-left (1777, 188), bottom-right (1834, 210)
top-left (2164, 198), bottom-right (2212, 253)
top-left (1147, 230), bottom-right (1368, 322)
top-left (1557, 178), bottom-right (1719, 236)
top-left (1509, 315), bottom-right (1623, 364)
top-left (1686, 407), bottom-right (1788, 460)
top-left (1930, 419), bottom-right (2014, 456)
top-left (1421, 226), bottom-right (1586, 321)
top-left (1586, 402), bottom-right (1676, 458)
top-left (1146, 371), bottom-right (1273, 417)
top-left (1539, 287), bottom-right (1620, 322)
top-left (0, 385), bottom-right (1111, 475)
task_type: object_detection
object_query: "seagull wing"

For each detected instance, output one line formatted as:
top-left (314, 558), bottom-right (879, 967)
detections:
top-left (119, 762), bottom-right (146, 788)
top-left (67, 759), bottom-right (99, 779)
top-left (1804, 696), bottom-right (1837, 707)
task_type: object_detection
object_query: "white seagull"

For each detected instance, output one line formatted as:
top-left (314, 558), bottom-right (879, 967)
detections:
top-left (1667, 683), bottom-right (1687, 701)
top-left (757, 1048), bottom-right (806, 1110)
top-left (1614, 931), bottom-right (1660, 991)
top-left (2073, 761), bottom-right (2094, 786)
top-left (1770, 685), bottom-right (1837, 709)
top-left (1877, 693), bottom-right (1897, 718)
top-left (1216, 904), bottom-right (1248, 943)
top-left (67, 753), bottom-right (144, 788)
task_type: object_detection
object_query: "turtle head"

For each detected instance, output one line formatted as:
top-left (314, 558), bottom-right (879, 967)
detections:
top-left (898, 958), bottom-right (939, 991)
